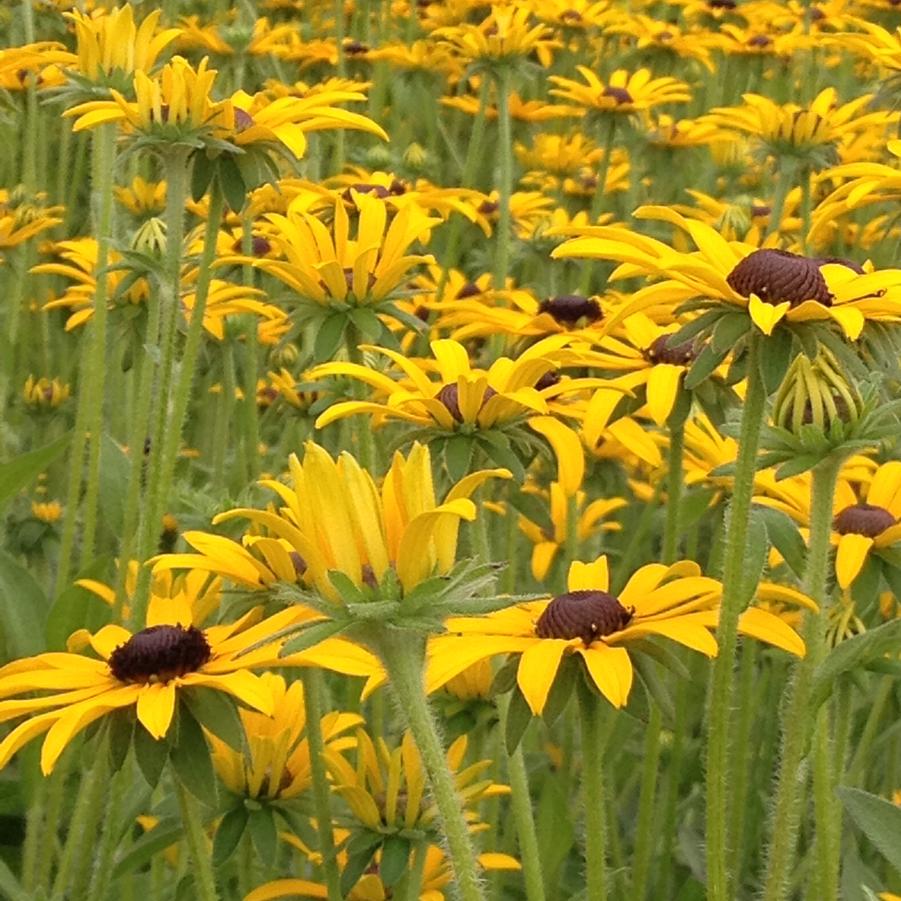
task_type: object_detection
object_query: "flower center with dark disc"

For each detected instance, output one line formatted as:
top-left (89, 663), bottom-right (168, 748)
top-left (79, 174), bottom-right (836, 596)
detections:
top-left (535, 370), bottom-right (561, 391)
top-left (437, 383), bottom-right (497, 422)
top-left (455, 281), bottom-right (482, 299)
top-left (535, 590), bottom-right (634, 645)
top-left (646, 334), bottom-right (698, 365)
top-left (726, 248), bottom-right (833, 307)
top-left (108, 625), bottom-right (212, 684)
top-left (833, 503), bottom-right (895, 538)
top-left (539, 294), bottom-right (602, 325)
top-left (602, 85), bottom-right (634, 105)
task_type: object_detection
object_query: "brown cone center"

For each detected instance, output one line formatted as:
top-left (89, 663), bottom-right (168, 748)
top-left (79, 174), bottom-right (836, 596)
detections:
top-left (437, 383), bottom-right (498, 422)
top-left (833, 503), bottom-right (895, 538)
top-left (726, 249), bottom-right (833, 307)
top-left (602, 85), bottom-right (634, 105)
top-left (646, 334), bottom-right (697, 365)
top-left (539, 294), bottom-right (602, 325)
top-left (108, 625), bottom-right (212, 684)
top-left (535, 590), bottom-right (633, 645)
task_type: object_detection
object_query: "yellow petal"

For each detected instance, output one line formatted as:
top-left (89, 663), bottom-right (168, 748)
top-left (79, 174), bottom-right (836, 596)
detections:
top-left (567, 556), bottom-right (610, 592)
top-left (645, 364), bottom-right (683, 428)
top-left (835, 532), bottom-right (873, 589)
top-left (529, 416), bottom-right (585, 497)
top-left (516, 640), bottom-right (568, 715)
top-left (748, 295), bottom-right (789, 336)
top-left (738, 608), bottom-right (805, 657)
top-left (576, 645), bottom-right (633, 708)
top-left (136, 682), bottom-right (177, 739)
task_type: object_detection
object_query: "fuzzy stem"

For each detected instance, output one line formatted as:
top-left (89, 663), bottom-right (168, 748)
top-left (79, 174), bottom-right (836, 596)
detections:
top-left (78, 123), bottom-right (118, 566)
top-left (493, 66), bottom-right (513, 292)
top-left (662, 420), bottom-right (685, 564)
top-left (175, 780), bottom-right (219, 901)
top-left (704, 332), bottom-right (767, 901)
top-left (498, 694), bottom-right (547, 901)
top-left (578, 681), bottom-right (609, 901)
top-left (631, 702), bottom-right (663, 900)
top-left (376, 628), bottom-right (486, 901)
top-left (762, 454), bottom-right (841, 901)
top-left (301, 668), bottom-right (343, 901)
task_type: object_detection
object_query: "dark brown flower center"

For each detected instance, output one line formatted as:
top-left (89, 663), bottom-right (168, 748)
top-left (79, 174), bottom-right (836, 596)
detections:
top-left (603, 85), bottom-right (633, 105)
top-left (234, 108), bottom-right (254, 131)
top-left (726, 248), bottom-right (833, 307)
top-left (833, 503), bottom-right (895, 538)
top-left (344, 183), bottom-right (391, 200)
top-left (535, 590), bottom-right (633, 645)
top-left (561, 9), bottom-right (583, 22)
top-left (709, 0), bottom-right (737, 8)
top-left (437, 383), bottom-right (497, 422)
top-left (108, 625), bottom-right (211, 684)
top-left (455, 281), bottom-right (482, 299)
top-left (232, 235), bottom-right (272, 256)
top-left (748, 34), bottom-right (772, 48)
top-left (539, 294), bottom-right (602, 325)
top-left (535, 370), bottom-right (561, 391)
top-left (646, 334), bottom-right (698, 365)
top-left (477, 200), bottom-right (499, 216)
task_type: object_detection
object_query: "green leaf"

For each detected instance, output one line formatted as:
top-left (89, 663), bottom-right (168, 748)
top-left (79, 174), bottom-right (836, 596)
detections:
top-left (313, 312), bottom-right (349, 363)
top-left (341, 842), bottom-right (379, 896)
top-left (631, 654), bottom-right (674, 724)
top-left (248, 807), bottom-right (278, 863)
top-left (812, 619), bottom-right (901, 710)
top-left (108, 709), bottom-right (134, 774)
top-left (667, 309), bottom-right (724, 346)
top-left (477, 431), bottom-right (526, 482)
top-left (133, 723), bottom-right (169, 789)
top-left (541, 655), bottom-right (576, 728)
top-left (191, 153), bottom-right (215, 202)
top-left (758, 507), bottom-right (807, 579)
top-left (348, 306), bottom-right (383, 340)
top-left (535, 767), bottom-right (575, 889)
top-left (684, 344), bottom-right (729, 391)
top-left (0, 432), bottom-right (71, 514)
top-left (443, 435), bottom-right (475, 482)
top-left (113, 817), bottom-right (184, 877)
top-left (98, 435), bottom-right (131, 544)
top-left (182, 687), bottom-right (245, 752)
top-left (213, 806), bottom-right (249, 867)
top-left (379, 835), bottom-right (411, 887)
top-left (0, 550), bottom-right (50, 657)
top-left (491, 657), bottom-right (519, 696)
top-left (217, 157), bottom-right (247, 213)
top-left (169, 703), bottom-right (218, 807)
top-left (774, 454), bottom-right (820, 480)
top-left (45, 556), bottom-right (113, 650)
top-left (327, 570), bottom-right (367, 605)
top-left (504, 684), bottom-right (533, 754)
top-left (838, 787), bottom-right (901, 872)
top-left (281, 618), bottom-right (347, 656)
top-left (711, 312), bottom-right (752, 355)
top-left (758, 327), bottom-right (795, 394)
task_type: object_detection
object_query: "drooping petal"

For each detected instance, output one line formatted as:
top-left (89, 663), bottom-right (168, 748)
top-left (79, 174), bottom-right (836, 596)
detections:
top-left (135, 682), bottom-right (177, 739)
top-left (516, 640), bottom-right (569, 715)
top-left (576, 645), bottom-right (633, 708)
top-left (835, 532), bottom-right (873, 588)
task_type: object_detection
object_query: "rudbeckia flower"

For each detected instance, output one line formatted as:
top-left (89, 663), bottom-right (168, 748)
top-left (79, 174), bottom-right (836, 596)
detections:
top-left (426, 555), bottom-right (807, 714)
top-left (209, 673), bottom-right (362, 800)
top-left (552, 209), bottom-right (901, 339)
top-left (548, 67), bottom-right (692, 117)
top-left (154, 441), bottom-right (510, 599)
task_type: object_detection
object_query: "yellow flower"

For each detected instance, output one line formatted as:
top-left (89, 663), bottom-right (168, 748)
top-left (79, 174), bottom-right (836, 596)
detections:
top-left (548, 67), bottom-right (692, 117)
top-left (0, 188), bottom-right (63, 248)
top-left (427, 555), bottom-right (808, 714)
top-left (115, 176), bottom-right (167, 215)
top-left (552, 209), bottom-right (901, 339)
top-left (63, 5), bottom-right (181, 85)
top-left (22, 376), bottom-right (70, 409)
top-left (31, 501), bottom-right (63, 524)
top-left (154, 441), bottom-right (509, 599)
top-left (239, 193), bottom-right (437, 308)
top-left (209, 673), bottom-right (362, 800)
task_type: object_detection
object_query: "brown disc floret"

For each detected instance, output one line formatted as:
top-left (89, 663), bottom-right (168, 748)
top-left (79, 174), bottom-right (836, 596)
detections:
top-left (108, 625), bottom-right (212, 684)
top-left (536, 590), bottom-right (634, 646)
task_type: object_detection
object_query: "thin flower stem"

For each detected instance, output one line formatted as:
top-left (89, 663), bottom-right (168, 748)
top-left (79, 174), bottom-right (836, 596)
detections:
top-left (662, 420), bottom-right (685, 564)
top-left (631, 702), bottom-right (663, 900)
top-left (345, 325), bottom-right (376, 471)
top-left (51, 741), bottom-right (109, 901)
top-left (767, 164), bottom-right (792, 243)
top-left (578, 681), bottom-right (609, 901)
top-left (130, 145), bottom-right (191, 627)
top-left (376, 628), bottom-right (487, 901)
top-left (85, 765), bottom-right (128, 901)
top-left (762, 454), bottom-right (842, 901)
top-left (20, 774), bottom-right (45, 892)
top-left (301, 668), bottom-right (343, 901)
top-left (493, 66), bottom-right (513, 292)
top-left (704, 331), bottom-right (767, 901)
top-left (175, 780), bottom-right (219, 901)
top-left (579, 117), bottom-right (617, 295)
top-left (78, 122), bottom-right (118, 567)
top-left (811, 705), bottom-right (840, 901)
top-left (497, 694), bottom-right (547, 901)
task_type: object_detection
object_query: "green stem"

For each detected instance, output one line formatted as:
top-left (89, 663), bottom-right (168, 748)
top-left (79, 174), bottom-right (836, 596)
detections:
top-left (493, 67), bottom-right (513, 291)
top-left (578, 681), bottom-right (608, 901)
top-left (130, 146), bottom-right (191, 628)
top-left (301, 669), bottom-right (342, 901)
top-left (579, 118), bottom-right (617, 295)
top-left (20, 776), bottom-right (45, 893)
top-left (762, 455), bottom-right (842, 901)
top-left (376, 628), bottom-right (486, 901)
top-left (662, 420), bottom-right (685, 564)
top-left (497, 695), bottom-right (546, 901)
top-left (767, 164), bottom-right (792, 244)
top-left (79, 123), bottom-right (118, 566)
top-left (704, 332), bottom-right (767, 901)
top-left (345, 326), bottom-right (375, 471)
top-left (631, 702), bottom-right (663, 900)
top-left (175, 780), bottom-right (219, 901)
top-left (84, 766), bottom-right (128, 901)
top-left (51, 743), bottom-right (108, 901)
top-left (800, 165), bottom-right (812, 254)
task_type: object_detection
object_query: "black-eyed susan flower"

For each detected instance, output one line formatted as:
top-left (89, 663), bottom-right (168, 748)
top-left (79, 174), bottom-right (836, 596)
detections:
top-left (552, 209), bottom-right (901, 339)
top-left (427, 554), bottom-right (807, 714)
top-left (209, 673), bottom-right (362, 800)
top-left (22, 376), bottom-right (70, 409)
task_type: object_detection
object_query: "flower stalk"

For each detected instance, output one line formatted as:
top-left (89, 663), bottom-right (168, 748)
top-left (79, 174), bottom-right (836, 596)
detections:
top-left (578, 679), bottom-right (609, 901)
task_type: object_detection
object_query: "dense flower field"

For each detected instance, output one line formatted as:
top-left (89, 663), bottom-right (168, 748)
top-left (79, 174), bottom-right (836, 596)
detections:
top-left (1, 1), bottom-right (901, 899)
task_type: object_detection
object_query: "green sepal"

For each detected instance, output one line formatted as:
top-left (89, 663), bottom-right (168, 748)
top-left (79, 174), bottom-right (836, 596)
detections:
top-left (541, 655), bottom-right (577, 728)
top-left (684, 343), bottom-right (729, 391)
top-left (169, 702), bottom-right (218, 807)
top-left (341, 834), bottom-right (381, 896)
top-left (133, 722), bottom-right (169, 789)
top-left (213, 805), bottom-right (248, 867)
top-left (757, 507), bottom-right (807, 579)
top-left (756, 326), bottom-right (794, 394)
top-left (379, 835), bottom-right (412, 887)
top-left (113, 817), bottom-right (184, 878)
top-left (710, 311), bottom-right (752, 354)
top-left (248, 806), bottom-right (279, 863)
top-left (491, 656), bottom-right (519, 696)
top-left (217, 156), bottom-right (248, 213)
top-left (504, 683), bottom-right (533, 754)
top-left (182, 686), bottom-right (245, 752)
top-left (107, 709), bottom-right (134, 774)
top-left (443, 435), bottom-right (475, 482)
top-left (348, 306), bottom-right (383, 341)
top-left (313, 312), bottom-right (350, 363)
top-left (191, 152), bottom-right (215, 202)
top-left (280, 618), bottom-right (348, 657)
